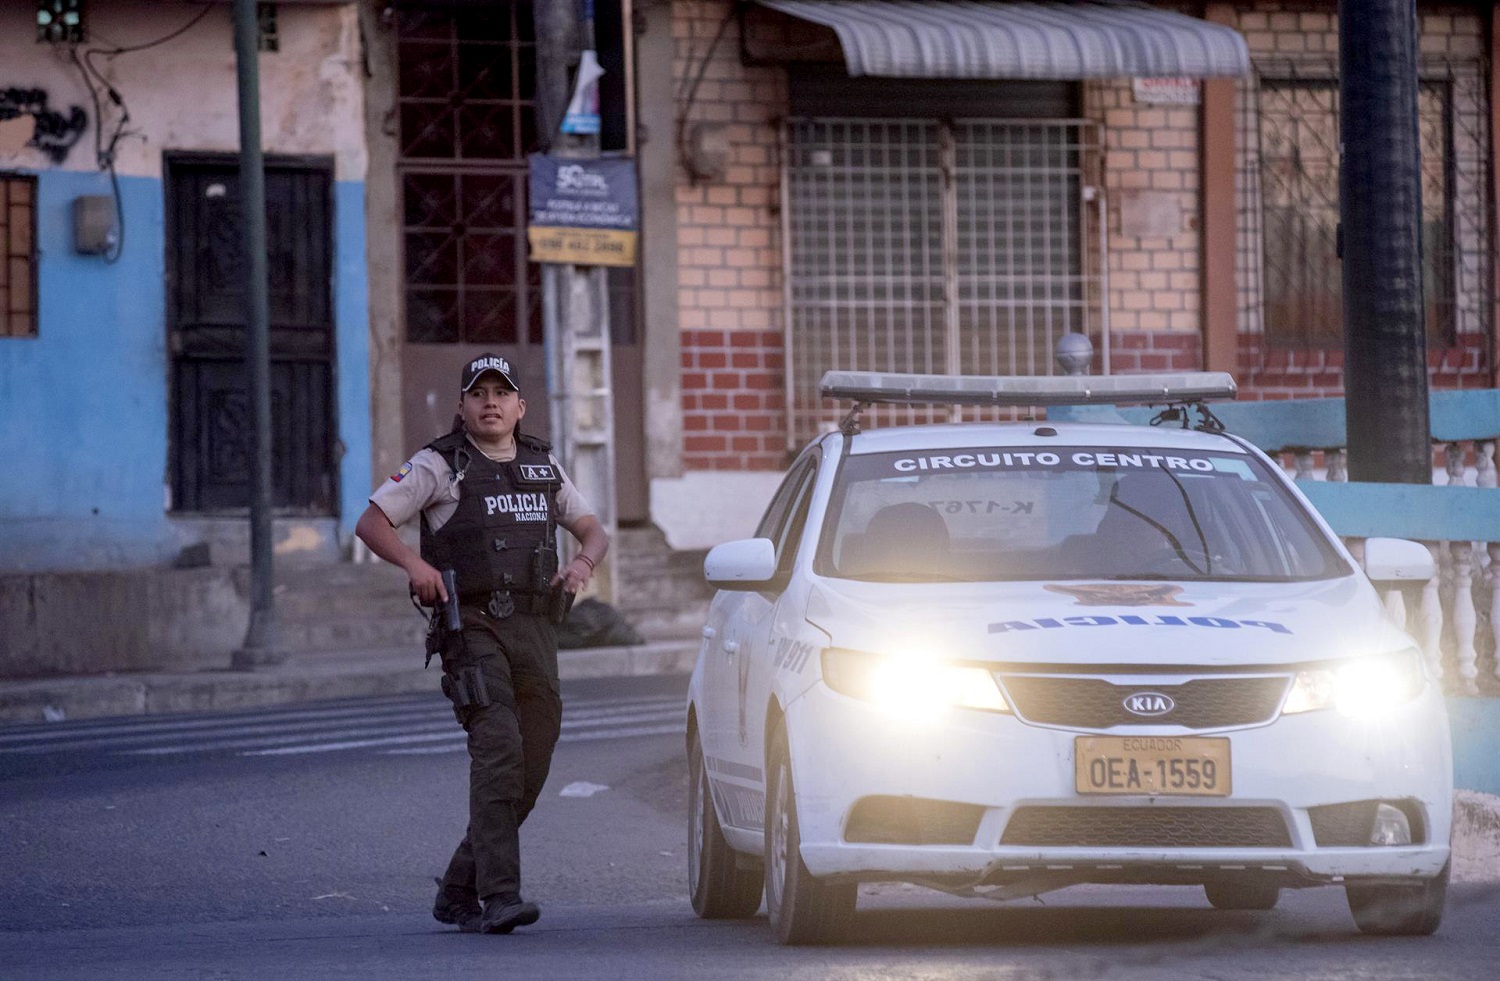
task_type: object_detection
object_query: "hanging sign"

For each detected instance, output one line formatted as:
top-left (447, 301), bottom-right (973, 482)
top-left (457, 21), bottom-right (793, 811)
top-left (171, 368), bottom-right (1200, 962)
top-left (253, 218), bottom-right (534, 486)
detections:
top-left (527, 153), bottom-right (639, 267)
top-left (561, 49), bottom-right (605, 136)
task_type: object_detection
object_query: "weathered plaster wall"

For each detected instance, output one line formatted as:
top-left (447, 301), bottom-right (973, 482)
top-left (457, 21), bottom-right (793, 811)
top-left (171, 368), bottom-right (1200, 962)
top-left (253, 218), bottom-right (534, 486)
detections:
top-left (0, 1), bottom-right (367, 180)
top-left (0, 2), bottom-right (371, 573)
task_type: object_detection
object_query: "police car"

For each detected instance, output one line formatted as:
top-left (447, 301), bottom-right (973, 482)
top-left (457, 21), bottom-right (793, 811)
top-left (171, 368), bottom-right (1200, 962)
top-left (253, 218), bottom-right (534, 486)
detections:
top-left (685, 370), bottom-right (1451, 945)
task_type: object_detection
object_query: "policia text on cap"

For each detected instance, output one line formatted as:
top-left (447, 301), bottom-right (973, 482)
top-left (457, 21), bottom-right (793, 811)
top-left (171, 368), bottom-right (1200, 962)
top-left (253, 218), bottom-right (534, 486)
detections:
top-left (355, 353), bottom-right (609, 935)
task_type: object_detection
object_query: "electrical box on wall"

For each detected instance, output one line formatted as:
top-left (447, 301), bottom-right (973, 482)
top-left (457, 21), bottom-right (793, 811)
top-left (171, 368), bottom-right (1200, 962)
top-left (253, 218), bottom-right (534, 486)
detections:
top-left (72, 195), bottom-right (117, 255)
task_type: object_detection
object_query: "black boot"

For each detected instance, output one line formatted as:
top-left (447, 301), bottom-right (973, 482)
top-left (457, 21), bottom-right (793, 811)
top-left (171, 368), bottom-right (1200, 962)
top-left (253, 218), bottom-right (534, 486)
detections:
top-left (477, 894), bottom-right (541, 934)
top-left (432, 878), bottom-right (481, 929)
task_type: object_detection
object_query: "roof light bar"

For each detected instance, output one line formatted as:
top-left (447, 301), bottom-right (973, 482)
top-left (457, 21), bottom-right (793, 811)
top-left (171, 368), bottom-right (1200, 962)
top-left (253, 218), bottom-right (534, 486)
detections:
top-left (819, 371), bottom-right (1238, 407)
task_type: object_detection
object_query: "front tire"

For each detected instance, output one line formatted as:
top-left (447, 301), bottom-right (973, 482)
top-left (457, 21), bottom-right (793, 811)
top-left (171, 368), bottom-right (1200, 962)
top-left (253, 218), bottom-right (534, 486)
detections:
top-left (1204, 880), bottom-right (1279, 911)
top-left (763, 723), bottom-right (856, 945)
top-left (1346, 862), bottom-right (1449, 936)
top-left (688, 728), bottom-right (763, 918)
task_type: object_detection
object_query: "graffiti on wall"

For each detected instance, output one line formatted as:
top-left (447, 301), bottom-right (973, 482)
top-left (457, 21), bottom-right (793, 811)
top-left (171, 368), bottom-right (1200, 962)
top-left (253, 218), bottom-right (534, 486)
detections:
top-left (0, 88), bottom-right (87, 164)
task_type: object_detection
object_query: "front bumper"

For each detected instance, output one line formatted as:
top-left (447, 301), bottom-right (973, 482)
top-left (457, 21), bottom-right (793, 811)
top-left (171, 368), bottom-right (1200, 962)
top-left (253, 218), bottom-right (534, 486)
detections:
top-left (785, 681), bottom-right (1453, 885)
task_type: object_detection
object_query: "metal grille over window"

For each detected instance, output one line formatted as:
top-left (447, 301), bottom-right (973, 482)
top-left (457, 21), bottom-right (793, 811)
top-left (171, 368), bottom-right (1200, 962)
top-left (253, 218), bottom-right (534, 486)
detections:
top-left (396, 3), bottom-right (542, 345)
top-left (1236, 55), bottom-right (1490, 348)
top-left (782, 118), bottom-right (1101, 446)
top-left (1, 175), bottom-right (37, 339)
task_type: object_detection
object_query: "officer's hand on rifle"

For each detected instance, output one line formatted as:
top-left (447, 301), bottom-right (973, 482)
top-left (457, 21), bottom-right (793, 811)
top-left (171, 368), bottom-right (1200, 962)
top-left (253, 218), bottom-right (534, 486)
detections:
top-left (406, 558), bottom-right (449, 606)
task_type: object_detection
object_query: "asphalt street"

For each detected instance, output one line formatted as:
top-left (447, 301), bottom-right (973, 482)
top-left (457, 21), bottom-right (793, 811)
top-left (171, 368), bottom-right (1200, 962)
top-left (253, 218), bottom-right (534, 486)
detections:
top-left (3, 672), bottom-right (1499, 980)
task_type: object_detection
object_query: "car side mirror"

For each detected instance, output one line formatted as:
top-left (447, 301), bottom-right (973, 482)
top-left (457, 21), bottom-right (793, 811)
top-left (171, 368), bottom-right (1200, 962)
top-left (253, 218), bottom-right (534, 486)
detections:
top-left (705, 538), bottom-right (778, 591)
top-left (1362, 537), bottom-right (1435, 583)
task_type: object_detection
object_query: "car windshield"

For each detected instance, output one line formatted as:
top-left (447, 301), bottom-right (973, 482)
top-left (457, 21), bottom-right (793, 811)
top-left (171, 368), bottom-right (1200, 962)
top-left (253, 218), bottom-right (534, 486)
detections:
top-left (818, 445), bottom-right (1349, 583)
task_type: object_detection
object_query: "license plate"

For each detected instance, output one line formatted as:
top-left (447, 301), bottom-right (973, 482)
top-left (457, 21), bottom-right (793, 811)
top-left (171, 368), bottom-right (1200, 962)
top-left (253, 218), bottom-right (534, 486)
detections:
top-left (1075, 736), bottom-right (1231, 796)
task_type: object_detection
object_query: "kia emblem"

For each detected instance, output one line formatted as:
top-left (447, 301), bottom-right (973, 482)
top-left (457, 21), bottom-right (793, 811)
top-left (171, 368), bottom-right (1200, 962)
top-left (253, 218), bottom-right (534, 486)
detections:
top-left (1123, 692), bottom-right (1175, 717)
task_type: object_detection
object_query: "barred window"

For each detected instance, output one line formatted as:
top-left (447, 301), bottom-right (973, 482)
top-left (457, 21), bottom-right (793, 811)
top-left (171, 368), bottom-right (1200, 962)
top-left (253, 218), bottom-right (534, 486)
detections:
top-left (1, 174), bottom-right (37, 339)
top-left (1255, 79), bottom-right (1455, 347)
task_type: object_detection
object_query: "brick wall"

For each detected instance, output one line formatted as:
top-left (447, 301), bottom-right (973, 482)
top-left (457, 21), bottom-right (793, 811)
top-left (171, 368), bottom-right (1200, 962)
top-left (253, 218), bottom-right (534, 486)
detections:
top-left (680, 329), bottom-right (786, 469)
top-left (1110, 330), bottom-right (1203, 374)
top-left (675, 0), bottom-right (789, 469)
top-left (667, 0), bottom-right (1495, 476)
top-left (1239, 334), bottom-right (1491, 399)
top-left (1086, 77), bottom-right (1202, 374)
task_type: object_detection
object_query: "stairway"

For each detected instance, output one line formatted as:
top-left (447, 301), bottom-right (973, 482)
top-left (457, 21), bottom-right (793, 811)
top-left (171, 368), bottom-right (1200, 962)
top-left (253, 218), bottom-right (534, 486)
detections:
top-left (271, 561), bottom-right (428, 655)
top-left (264, 524), bottom-right (712, 662)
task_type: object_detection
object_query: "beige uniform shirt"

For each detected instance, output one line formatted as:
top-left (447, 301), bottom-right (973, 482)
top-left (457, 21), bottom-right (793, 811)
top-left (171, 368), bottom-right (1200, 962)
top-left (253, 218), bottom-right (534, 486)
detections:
top-left (370, 437), bottom-right (594, 534)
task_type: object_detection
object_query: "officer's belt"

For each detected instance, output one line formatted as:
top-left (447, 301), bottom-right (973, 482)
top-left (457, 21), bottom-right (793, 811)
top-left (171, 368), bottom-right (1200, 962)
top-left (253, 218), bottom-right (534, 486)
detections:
top-left (459, 590), bottom-right (551, 616)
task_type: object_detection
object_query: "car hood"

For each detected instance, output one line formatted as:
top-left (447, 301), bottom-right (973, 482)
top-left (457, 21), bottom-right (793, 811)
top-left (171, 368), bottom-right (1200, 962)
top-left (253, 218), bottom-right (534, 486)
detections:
top-left (804, 575), bottom-right (1411, 668)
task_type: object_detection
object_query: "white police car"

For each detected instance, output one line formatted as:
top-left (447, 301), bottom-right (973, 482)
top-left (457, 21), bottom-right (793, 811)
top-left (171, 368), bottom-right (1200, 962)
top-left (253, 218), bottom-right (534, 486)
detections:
top-left (686, 370), bottom-right (1450, 944)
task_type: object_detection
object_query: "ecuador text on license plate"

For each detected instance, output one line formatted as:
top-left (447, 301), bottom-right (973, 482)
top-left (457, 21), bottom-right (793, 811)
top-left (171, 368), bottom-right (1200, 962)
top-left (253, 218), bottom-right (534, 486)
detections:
top-left (1075, 736), bottom-right (1231, 796)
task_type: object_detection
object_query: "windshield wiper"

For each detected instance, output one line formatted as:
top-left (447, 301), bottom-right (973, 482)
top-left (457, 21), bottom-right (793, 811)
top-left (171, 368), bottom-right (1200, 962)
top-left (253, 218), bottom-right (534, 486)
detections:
top-left (1106, 484), bottom-right (1210, 576)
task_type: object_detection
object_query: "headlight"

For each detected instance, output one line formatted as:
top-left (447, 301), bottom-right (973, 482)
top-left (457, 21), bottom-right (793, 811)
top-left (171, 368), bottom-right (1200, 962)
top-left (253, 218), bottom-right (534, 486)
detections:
top-left (821, 647), bottom-right (1010, 719)
top-left (1283, 649), bottom-right (1426, 718)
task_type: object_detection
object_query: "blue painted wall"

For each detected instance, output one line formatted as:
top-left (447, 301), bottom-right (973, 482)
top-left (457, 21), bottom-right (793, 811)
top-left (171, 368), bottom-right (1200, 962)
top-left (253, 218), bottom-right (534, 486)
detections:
top-left (1449, 698), bottom-right (1500, 795)
top-left (0, 170), bottom-right (172, 571)
top-left (0, 170), bottom-right (369, 573)
top-left (334, 180), bottom-right (371, 542)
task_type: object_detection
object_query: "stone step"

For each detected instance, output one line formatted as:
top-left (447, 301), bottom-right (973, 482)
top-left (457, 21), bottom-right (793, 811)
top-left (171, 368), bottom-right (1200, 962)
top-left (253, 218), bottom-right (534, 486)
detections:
top-left (258, 522), bottom-right (716, 653)
top-left (174, 517), bottom-right (345, 568)
top-left (277, 613), bottom-right (429, 652)
top-left (611, 524), bottom-right (714, 623)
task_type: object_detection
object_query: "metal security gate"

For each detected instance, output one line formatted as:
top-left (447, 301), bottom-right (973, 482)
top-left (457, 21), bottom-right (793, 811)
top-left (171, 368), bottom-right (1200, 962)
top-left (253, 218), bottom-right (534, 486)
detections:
top-left (1236, 53), bottom-right (1492, 349)
top-left (167, 156), bottom-right (336, 514)
top-left (782, 117), bottom-right (1101, 445)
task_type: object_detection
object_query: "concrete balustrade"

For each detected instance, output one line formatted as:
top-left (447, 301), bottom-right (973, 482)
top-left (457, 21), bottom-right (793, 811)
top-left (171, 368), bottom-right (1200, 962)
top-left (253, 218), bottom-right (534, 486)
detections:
top-left (1109, 391), bottom-right (1500, 697)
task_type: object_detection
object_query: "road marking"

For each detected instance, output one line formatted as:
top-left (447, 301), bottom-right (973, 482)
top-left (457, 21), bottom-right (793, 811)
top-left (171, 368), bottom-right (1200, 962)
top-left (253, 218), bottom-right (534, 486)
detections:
top-left (0, 706), bottom-right (455, 754)
top-left (254, 708), bottom-right (685, 757)
top-left (0, 693), bottom-right (445, 743)
top-left (0, 692), bottom-right (682, 747)
top-left (0, 692), bottom-right (685, 760)
top-left (558, 723), bottom-right (683, 743)
top-left (385, 721), bottom-right (685, 755)
top-left (125, 720), bottom-right (461, 756)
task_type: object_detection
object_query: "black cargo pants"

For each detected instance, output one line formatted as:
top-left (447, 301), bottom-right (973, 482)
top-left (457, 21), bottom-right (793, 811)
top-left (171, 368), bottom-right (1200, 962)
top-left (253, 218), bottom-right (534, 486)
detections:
top-left (438, 606), bottom-right (563, 906)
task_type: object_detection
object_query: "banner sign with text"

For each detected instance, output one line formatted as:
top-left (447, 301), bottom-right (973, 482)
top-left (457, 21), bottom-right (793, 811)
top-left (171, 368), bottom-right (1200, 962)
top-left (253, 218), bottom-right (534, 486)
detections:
top-left (527, 154), bottom-right (638, 267)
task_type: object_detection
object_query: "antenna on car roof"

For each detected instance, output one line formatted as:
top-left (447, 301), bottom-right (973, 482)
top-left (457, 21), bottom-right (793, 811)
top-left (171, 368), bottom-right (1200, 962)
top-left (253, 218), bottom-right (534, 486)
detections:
top-left (837, 400), bottom-right (870, 436)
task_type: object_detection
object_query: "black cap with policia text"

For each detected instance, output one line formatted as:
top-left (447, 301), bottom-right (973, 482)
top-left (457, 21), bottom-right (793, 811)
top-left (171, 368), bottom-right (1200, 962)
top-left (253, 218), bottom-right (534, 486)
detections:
top-left (460, 354), bottom-right (520, 394)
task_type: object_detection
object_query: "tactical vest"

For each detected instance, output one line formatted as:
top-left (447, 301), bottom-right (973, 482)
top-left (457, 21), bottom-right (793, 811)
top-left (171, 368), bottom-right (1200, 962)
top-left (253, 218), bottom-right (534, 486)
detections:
top-left (419, 430), bottom-right (562, 601)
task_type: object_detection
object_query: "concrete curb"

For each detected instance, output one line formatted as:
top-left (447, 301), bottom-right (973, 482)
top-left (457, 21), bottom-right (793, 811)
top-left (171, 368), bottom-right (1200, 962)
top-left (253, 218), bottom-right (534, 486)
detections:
top-left (0, 640), bottom-right (698, 725)
top-left (1453, 790), bottom-right (1500, 882)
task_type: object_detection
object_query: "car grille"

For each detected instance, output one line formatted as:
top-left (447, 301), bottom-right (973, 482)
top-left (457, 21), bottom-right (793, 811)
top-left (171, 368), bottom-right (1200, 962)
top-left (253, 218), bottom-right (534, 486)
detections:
top-left (1001, 806), bottom-right (1292, 848)
top-left (999, 674), bottom-right (1290, 729)
top-left (845, 796), bottom-right (985, 846)
top-left (1309, 799), bottom-right (1425, 846)
top-left (1308, 801), bottom-right (1378, 846)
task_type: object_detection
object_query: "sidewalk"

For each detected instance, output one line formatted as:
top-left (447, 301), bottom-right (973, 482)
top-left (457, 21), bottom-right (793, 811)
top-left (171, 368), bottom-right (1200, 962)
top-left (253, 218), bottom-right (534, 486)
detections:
top-left (0, 640), bottom-right (699, 725)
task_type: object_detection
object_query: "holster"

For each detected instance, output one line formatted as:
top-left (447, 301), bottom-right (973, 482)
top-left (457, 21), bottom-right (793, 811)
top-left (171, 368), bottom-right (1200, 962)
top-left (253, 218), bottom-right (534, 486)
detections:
top-left (439, 664), bottom-right (491, 710)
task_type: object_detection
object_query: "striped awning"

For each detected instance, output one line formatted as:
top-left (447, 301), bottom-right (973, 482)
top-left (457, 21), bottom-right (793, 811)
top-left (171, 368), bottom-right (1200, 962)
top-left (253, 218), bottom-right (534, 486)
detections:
top-left (754, 0), bottom-right (1250, 79)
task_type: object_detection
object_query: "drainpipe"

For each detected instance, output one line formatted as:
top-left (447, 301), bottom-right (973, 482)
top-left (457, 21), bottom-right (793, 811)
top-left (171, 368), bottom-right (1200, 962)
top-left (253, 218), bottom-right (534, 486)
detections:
top-left (1340, 0), bottom-right (1432, 484)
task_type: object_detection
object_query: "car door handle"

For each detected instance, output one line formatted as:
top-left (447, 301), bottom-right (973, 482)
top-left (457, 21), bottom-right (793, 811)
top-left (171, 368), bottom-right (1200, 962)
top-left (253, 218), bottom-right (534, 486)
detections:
top-left (723, 640), bottom-right (739, 656)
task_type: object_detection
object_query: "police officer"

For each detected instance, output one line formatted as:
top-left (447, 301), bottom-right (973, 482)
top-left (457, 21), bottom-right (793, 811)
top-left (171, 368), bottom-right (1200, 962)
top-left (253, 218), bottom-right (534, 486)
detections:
top-left (354, 353), bottom-right (609, 934)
